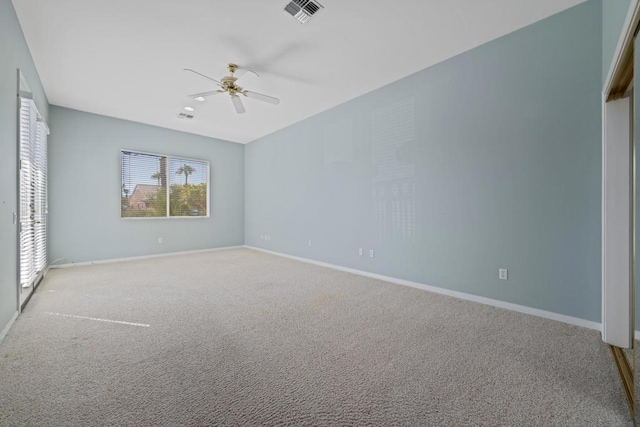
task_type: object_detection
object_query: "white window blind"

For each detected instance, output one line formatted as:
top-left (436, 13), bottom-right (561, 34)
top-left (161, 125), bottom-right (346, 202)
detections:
top-left (19, 97), bottom-right (48, 288)
top-left (169, 157), bottom-right (208, 217)
top-left (121, 150), bottom-right (209, 218)
top-left (121, 151), bottom-right (167, 217)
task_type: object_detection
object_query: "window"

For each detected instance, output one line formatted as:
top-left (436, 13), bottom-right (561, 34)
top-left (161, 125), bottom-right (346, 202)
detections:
top-left (121, 150), bottom-right (209, 218)
top-left (19, 95), bottom-right (48, 290)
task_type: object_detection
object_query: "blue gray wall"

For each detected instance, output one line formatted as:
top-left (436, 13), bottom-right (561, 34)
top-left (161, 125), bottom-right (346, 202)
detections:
top-left (245, 1), bottom-right (603, 322)
top-left (0, 0), bottom-right (49, 333)
top-left (0, 0), bottom-right (612, 339)
top-left (48, 107), bottom-right (244, 264)
top-left (603, 0), bottom-right (632, 82)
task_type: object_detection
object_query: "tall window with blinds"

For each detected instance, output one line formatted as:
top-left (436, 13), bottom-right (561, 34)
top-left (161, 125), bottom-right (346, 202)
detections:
top-left (121, 150), bottom-right (209, 218)
top-left (19, 96), bottom-right (48, 290)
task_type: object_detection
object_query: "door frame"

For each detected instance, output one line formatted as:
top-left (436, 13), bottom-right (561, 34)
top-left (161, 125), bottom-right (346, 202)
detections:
top-left (602, 0), bottom-right (640, 348)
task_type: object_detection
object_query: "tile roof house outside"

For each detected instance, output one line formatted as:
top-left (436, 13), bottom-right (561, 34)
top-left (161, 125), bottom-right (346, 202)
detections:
top-left (127, 184), bottom-right (162, 210)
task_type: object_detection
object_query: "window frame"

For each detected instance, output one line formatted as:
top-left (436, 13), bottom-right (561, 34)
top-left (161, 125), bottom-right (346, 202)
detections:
top-left (120, 148), bottom-right (211, 220)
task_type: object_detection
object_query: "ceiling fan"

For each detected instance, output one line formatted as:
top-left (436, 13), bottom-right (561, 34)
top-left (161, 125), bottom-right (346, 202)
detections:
top-left (184, 64), bottom-right (280, 114)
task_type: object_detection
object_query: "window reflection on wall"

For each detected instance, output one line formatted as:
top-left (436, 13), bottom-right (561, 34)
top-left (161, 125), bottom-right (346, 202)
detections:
top-left (323, 119), bottom-right (354, 165)
top-left (371, 98), bottom-right (416, 241)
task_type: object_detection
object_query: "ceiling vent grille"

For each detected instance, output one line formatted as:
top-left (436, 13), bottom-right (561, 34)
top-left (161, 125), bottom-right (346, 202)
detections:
top-left (177, 112), bottom-right (194, 120)
top-left (284, 0), bottom-right (324, 24)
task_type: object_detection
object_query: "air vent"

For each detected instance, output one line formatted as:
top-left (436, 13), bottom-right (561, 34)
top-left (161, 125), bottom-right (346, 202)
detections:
top-left (177, 112), bottom-right (194, 120)
top-left (284, 0), bottom-right (324, 24)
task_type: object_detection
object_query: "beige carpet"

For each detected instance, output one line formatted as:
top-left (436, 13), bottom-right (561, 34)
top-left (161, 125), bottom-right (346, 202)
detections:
top-left (0, 248), bottom-right (632, 426)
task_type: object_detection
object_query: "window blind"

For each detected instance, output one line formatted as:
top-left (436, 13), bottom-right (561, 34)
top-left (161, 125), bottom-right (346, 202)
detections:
top-left (121, 151), bottom-right (167, 218)
top-left (121, 151), bottom-right (209, 218)
top-left (19, 97), bottom-right (48, 288)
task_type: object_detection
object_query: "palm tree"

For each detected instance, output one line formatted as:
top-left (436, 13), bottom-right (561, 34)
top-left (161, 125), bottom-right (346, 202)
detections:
top-left (176, 164), bottom-right (195, 185)
top-left (159, 158), bottom-right (167, 188)
top-left (151, 172), bottom-right (162, 185)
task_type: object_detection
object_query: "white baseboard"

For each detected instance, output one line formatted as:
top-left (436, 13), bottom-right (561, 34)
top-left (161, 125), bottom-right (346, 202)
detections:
top-left (244, 246), bottom-right (602, 332)
top-left (0, 311), bottom-right (19, 344)
top-left (50, 245), bottom-right (244, 269)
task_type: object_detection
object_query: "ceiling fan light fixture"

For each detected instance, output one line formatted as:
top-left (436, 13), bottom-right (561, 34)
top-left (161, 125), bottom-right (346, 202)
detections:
top-left (185, 65), bottom-right (279, 114)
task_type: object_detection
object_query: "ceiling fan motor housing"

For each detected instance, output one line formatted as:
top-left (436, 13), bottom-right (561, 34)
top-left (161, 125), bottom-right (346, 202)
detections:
top-left (220, 76), bottom-right (241, 94)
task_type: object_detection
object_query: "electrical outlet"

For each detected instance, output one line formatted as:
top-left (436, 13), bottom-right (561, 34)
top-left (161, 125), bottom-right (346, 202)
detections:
top-left (260, 234), bottom-right (264, 240)
top-left (158, 237), bottom-right (163, 244)
top-left (369, 250), bottom-right (375, 258)
top-left (308, 240), bottom-right (312, 247)
top-left (266, 235), bottom-right (271, 241)
top-left (499, 268), bottom-right (508, 280)
top-left (358, 248), bottom-right (363, 256)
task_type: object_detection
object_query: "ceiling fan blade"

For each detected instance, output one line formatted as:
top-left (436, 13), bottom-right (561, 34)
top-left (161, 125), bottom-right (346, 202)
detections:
top-left (188, 90), bottom-right (225, 99)
top-left (231, 95), bottom-right (246, 114)
top-left (239, 67), bottom-right (312, 85)
top-left (235, 69), bottom-right (260, 86)
top-left (243, 91), bottom-right (280, 105)
top-left (183, 69), bottom-right (221, 86)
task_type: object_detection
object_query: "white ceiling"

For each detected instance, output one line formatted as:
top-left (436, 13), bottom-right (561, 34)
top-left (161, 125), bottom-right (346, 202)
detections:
top-left (12, 0), bottom-right (587, 144)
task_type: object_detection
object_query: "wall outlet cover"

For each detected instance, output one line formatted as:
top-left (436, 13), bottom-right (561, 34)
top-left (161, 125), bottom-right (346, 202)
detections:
top-left (499, 268), bottom-right (508, 280)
